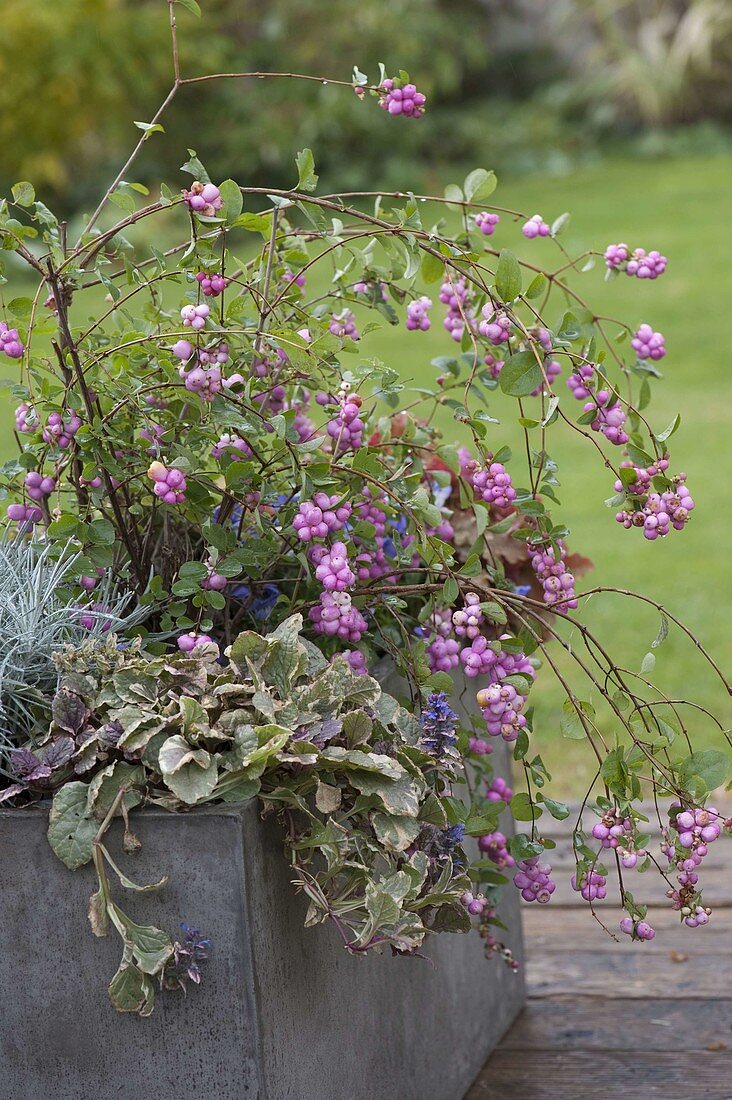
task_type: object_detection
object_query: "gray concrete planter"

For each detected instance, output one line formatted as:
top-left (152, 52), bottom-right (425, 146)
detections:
top-left (0, 740), bottom-right (524, 1100)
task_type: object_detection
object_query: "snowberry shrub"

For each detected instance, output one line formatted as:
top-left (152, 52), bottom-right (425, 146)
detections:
top-left (0, 0), bottom-right (729, 1016)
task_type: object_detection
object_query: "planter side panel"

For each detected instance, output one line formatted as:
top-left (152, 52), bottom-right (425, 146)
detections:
top-left (0, 810), bottom-right (263, 1100)
top-left (245, 740), bottom-right (525, 1100)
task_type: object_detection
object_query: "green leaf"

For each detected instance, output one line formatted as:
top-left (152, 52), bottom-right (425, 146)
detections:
top-left (560, 698), bottom-right (595, 740)
top-left (108, 949), bottom-right (154, 1015)
top-left (108, 190), bottom-right (136, 215)
top-left (213, 769), bottom-right (262, 802)
top-left (218, 178), bottom-right (243, 224)
top-left (158, 736), bottom-right (218, 804)
top-left (499, 350), bottom-right (543, 397)
top-left (86, 762), bottom-right (144, 822)
top-left (525, 272), bottom-right (547, 300)
top-left (108, 904), bottom-right (173, 975)
top-left (295, 148), bottom-right (319, 193)
top-left (47, 782), bottom-right (97, 869)
top-left (655, 414), bottom-right (681, 443)
top-left (640, 651), bottom-right (656, 675)
top-left (679, 750), bottom-right (730, 794)
top-left (495, 248), bottom-right (522, 302)
top-left (508, 833), bottom-right (543, 861)
top-left (463, 168), bottom-right (497, 202)
top-left (420, 250), bottom-right (444, 284)
top-left (510, 792), bottom-right (542, 822)
top-left (176, 0), bottom-right (202, 16)
top-left (442, 576), bottom-right (459, 604)
top-left (652, 615), bottom-right (669, 649)
top-left (372, 812), bottom-right (421, 852)
top-left (11, 181), bottom-right (35, 207)
top-left (538, 795), bottom-right (570, 820)
top-left (133, 121), bottom-right (165, 137)
top-left (551, 212), bottom-right (570, 237)
top-left (443, 183), bottom-right (464, 210)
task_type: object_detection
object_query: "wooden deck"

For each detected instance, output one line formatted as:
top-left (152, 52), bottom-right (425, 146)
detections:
top-left (468, 802), bottom-right (732, 1099)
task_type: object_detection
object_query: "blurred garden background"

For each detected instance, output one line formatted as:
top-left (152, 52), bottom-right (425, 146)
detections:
top-left (1, 0), bottom-right (730, 792)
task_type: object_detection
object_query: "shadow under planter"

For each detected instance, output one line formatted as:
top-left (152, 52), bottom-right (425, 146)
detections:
top-left (0, 760), bottom-right (525, 1100)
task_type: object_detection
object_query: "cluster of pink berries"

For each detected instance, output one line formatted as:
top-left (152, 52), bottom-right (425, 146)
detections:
top-left (566, 362), bottom-right (596, 400)
top-left (619, 846), bottom-right (645, 869)
top-left (80, 568), bottom-right (105, 592)
top-left (619, 917), bottom-right (655, 941)
top-left (486, 776), bottom-right (513, 804)
top-left (343, 649), bottom-right (367, 675)
top-left (353, 545), bottom-right (391, 582)
top-left (452, 592), bottom-right (483, 639)
top-left (310, 541), bottom-right (355, 591)
top-left (478, 830), bottom-right (514, 869)
top-left (353, 488), bottom-right (388, 536)
top-left (325, 387), bottom-right (365, 453)
top-left (584, 390), bottom-right (628, 446)
top-left (571, 869), bottom-right (607, 902)
top-left (472, 461), bottom-right (517, 510)
top-left (25, 471), bottom-right (56, 501)
top-left (283, 270), bottom-right (306, 289)
top-left (661, 805), bottom-right (722, 926)
top-left (6, 502), bottom-right (42, 526)
top-left (461, 890), bottom-right (490, 916)
top-left (406, 296), bottom-right (432, 331)
top-left (211, 433), bottom-right (252, 460)
top-left (378, 78), bottom-right (426, 118)
top-left (475, 211), bottom-right (500, 236)
top-left (475, 642), bottom-right (535, 741)
top-left (615, 471), bottom-right (695, 540)
top-left (172, 339), bottom-right (242, 400)
top-left (177, 632), bottom-right (215, 653)
top-left (423, 608), bottom-right (460, 673)
top-left (195, 271), bottom-right (229, 297)
top-left (14, 403), bottom-right (38, 433)
top-left (475, 682), bottom-right (528, 741)
top-left (329, 309), bottom-right (359, 340)
top-left (631, 324), bottom-right (666, 361)
top-left (182, 182), bottom-right (223, 216)
top-left (479, 306), bottom-right (511, 345)
top-left (181, 303), bottom-right (210, 331)
top-left (484, 353), bottom-right (504, 380)
top-left (439, 277), bottom-right (475, 342)
top-left (514, 857), bottom-right (555, 903)
top-left (147, 461), bottom-right (187, 505)
top-left (293, 493), bottom-right (352, 541)
top-left (592, 809), bottom-right (630, 849)
top-left (309, 591), bottom-right (367, 642)
top-left (604, 244), bottom-right (668, 279)
top-left (201, 564), bottom-right (227, 593)
top-left (530, 543), bottom-right (578, 613)
top-left (522, 214), bottom-right (550, 239)
top-left (0, 321), bottom-right (24, 360)
top-left (42, 410), bottom-right (82, 450)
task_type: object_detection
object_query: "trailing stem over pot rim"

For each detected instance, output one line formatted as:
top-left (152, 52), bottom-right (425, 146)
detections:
top-left (0, 0), bottom-right (729, 1017)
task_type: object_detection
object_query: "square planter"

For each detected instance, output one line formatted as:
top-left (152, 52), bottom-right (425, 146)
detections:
top-left (0, 742), bottom-right (524, 1100)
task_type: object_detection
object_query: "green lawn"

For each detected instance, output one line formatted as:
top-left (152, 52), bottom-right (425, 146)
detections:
top-left (1, 153), bottom-right (729, 795)
top-left (368, 154), bottom-right (732, 794)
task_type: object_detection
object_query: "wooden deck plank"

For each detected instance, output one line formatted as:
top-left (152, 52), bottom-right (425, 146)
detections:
top-left (522, 904), bottom-right (732, 953)
top-left (527, 951), bottom-right (732, 999)
top-left (466, 1051), bottom-right (732, 1099)
top-left (468, 800), bottom-right (732, 1099)
top-left (498, 997), bottom-right (732, 1051)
